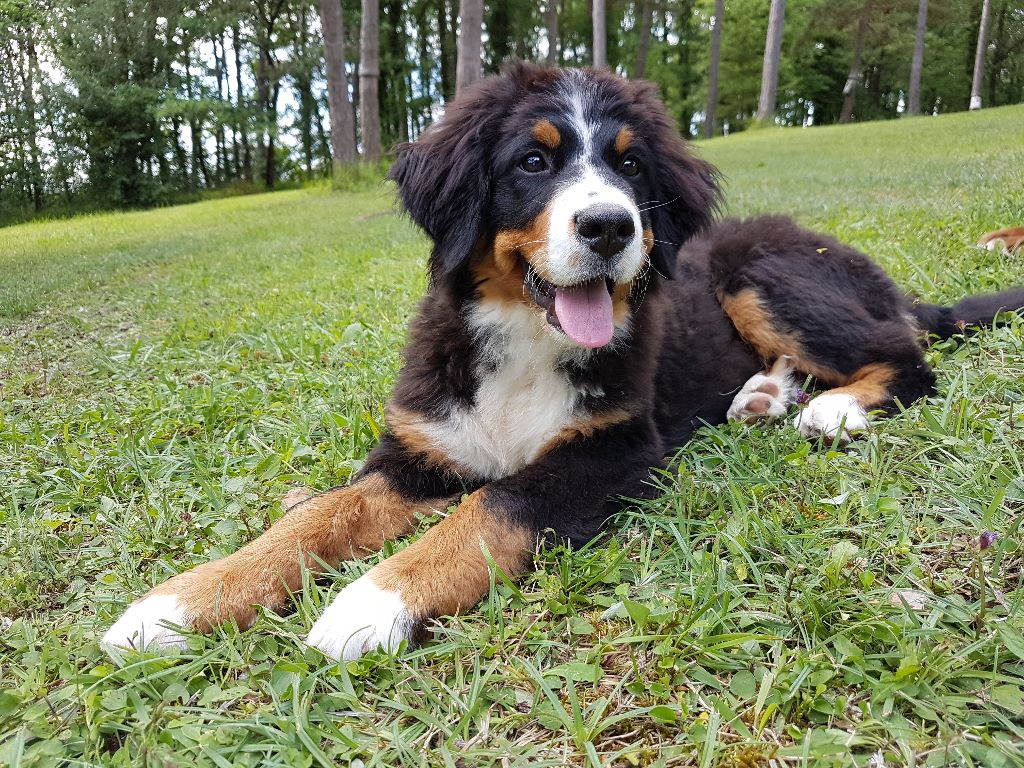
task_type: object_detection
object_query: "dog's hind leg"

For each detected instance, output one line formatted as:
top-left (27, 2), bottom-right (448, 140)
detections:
top-left (708, 217), bottom-right (942, 442)
top-left (100, 435), bottom-right (460, 654)
top-left (727, 356), bottom-right (798, 424)
top-left (719, 286), bottom-right (935, 442)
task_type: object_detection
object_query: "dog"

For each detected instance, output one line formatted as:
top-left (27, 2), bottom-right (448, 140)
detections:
top-left (979, 226), bottom-right (1024, 254)
top-left (102, 63), bottom-right (1024, 661)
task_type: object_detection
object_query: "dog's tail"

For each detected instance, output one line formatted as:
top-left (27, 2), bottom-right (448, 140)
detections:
top-left (911, 288), bottom-right (1024, 340)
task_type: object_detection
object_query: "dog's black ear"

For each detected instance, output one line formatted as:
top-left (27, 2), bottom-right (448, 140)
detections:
top-left (630, 80), bottom-right (720, 279)
top-left (390, 67), bottom-right (541, 278)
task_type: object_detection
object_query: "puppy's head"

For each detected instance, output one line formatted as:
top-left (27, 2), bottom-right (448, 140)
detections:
top-left (390, 63), bottom-right (719, 349)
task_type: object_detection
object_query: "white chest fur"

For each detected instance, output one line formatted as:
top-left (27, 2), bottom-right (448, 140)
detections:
top-left (421, 302), bottom-right (589, 481)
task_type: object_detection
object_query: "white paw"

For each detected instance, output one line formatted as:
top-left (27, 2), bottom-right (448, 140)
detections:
top-left (306, 572), bottom-right (414, 661)
top-left (727, 357), bottom-right (797, 424)
top-left (100, 594), bottom-right (190, 654)
top-left (793, 393), bottom-right (869, 441)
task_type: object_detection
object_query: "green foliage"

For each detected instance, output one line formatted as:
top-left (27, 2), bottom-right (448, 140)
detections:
top-left (2, 0), bottom-right (1024, 221)
top-left (2, 106), bottom-right (1024, 765)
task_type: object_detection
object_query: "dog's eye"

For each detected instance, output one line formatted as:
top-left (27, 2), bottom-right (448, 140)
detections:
top-left (620, 155), bottom-right (640, 177)
top-left (519, 152), bottom-right (548, 173)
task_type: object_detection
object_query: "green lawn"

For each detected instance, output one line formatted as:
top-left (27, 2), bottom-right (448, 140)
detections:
top-left (2, 106), bottom-right (1024, 767)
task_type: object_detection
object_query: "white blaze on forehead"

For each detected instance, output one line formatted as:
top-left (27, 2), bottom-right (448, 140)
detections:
top-left (564, 73), bottom-right (597, 156)
top-left (545, 167), bottom-right (645, 286)
top-left (543, 71), bottom-right (645, 286)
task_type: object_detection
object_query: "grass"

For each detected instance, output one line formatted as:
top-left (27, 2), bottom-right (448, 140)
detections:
top-left (2, 104), bottom-right (1024, 767)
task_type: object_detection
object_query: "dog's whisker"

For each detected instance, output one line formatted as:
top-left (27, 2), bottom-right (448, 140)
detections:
top-left (638, 197), bottom-right (680, 213)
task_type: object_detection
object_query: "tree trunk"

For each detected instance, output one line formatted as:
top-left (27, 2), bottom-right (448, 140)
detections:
top-left (265, 81), bottom-right (280, 188)
top-left (839, 2), bottom-right (871, 123)
top-left (184, 59), bottom-right (212, 188)
top-left (217, 31), bottom-right (233, 180)
top-left (592, 0), bottom-right (607, 68)
top-left (255, 49), bottom-right (270, 186)
top-left (386, 0), bottom-right (409, 141)
top-left (755, 0), bottom-right (786, 121)
top-left (232, 24), bottom-right (252, 182)
top-left (297, 74), bottom-right (316, 175)
top-left (969, 0), bottom-right (992, 110)
top-left (319, 0), bottom-right (357, 168)
top-left (171, 115), bottom-right (191, 186)
top-left (23, 31), bottom-right (44, 211)
top-left (704, 0), bottom-right (724, 138)
top-left (360, 0), bottom-right (382, 162)
top-left (439, 0), bottom-right (457, 99)
top-left (546, 0), bottom-right (559, 66)
top-left (986, 1), bottom-right (1007, 108)
top-left (294, 9), bottom-right (313, 176)
top-left (456, 0), bottom-right (483, 95)
top-left (906, 0), bottom-right (927, 115)
top-left (633, 0), bottom-right (653, 78)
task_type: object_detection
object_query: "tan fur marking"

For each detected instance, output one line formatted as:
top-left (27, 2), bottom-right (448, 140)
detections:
top-left (642, 227), bottom-right (654, 255)
top-left (489, 205), bottom-right (556, 290)
top-left (539, 407), bottom-right (634, 456)
top-left (720, 288), bottom-right (845, 384)
top-left (373, 489), bottom-right (534, 619)
top-left (387, 403), bottom-right (463, 470)
top-left (978, 226), bottom-right (1024, 253)
top-left (148, 475), bottom-right (450, 631)
top-left (612, 282), bottom-right (632, 325)
top-left (532, 119), bottom-right (562, 149)
top-left (615, 126), bottom-right (634, 155)
top-left (823, 363), bottom-right (895, 409)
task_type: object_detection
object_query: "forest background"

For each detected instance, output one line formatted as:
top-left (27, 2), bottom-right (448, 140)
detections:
top-left (1, 0), bottom-right (1022, 225)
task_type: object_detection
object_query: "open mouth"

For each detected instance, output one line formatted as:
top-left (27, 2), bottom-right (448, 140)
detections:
top-left (521, 257), bottom-right (616, 349)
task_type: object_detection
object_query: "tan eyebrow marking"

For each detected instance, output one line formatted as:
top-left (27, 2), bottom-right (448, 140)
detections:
top-left (532, 120), bottom-right (562, 149)
top-left (615, 126), bottom-right (634, 155)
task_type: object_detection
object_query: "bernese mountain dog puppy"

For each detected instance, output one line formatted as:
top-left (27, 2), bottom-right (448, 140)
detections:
top-left (102, 63), bottom-right (1024, 661)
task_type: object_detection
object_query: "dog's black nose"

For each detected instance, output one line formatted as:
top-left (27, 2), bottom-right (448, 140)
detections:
top-left (575, 204), bottom-right (635, 259)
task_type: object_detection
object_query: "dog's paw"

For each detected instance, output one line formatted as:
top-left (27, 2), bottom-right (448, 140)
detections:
top-left (727, 357), bottom-right (796, 424)
top-left (306, 573), bottom-right (415, 661)
top-left (100, 594), bottom-right (191, 654)
top-left (793, 393), bottom-right (868, 442)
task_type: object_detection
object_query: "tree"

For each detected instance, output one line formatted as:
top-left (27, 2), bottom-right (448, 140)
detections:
top-left (456, 0), bottom-right (482, 95)
top-left (906, 0), bottom-right (927, 115)
top-left (633, 0), bottom-right (653, 78)
top-left (319, 0), bottom-right (357, 170)
top-left (705, 0), bottom-right (725, 137)
top-left (360, 0), bottom-right (382, 162)
top-left (593, 0), bottom-right (607, 68)
top-left (756, 0), bottom-right (786, 121)
top-left (970, 0), bottom-right (992, 109)
top-left (839, 2), bottom-right (872, 123)
top-left (546, 0), bottom-right (559, 66)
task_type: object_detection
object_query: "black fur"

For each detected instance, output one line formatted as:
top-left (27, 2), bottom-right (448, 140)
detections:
top-left (913, 288), bottom-right (1024, 340)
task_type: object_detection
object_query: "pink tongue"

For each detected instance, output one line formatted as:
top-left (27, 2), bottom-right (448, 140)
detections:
top-left (554, 280), bottom-right (614, 348)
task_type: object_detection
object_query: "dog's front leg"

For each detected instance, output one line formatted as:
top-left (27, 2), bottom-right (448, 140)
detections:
top-left (307, 417), bottom-right (660, 661)
top-left (101, 436), bottom-right (458, 653)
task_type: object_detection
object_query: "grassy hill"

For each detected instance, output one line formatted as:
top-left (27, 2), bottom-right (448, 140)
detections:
top-left (2, 106), bottom-right (1024, 766)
